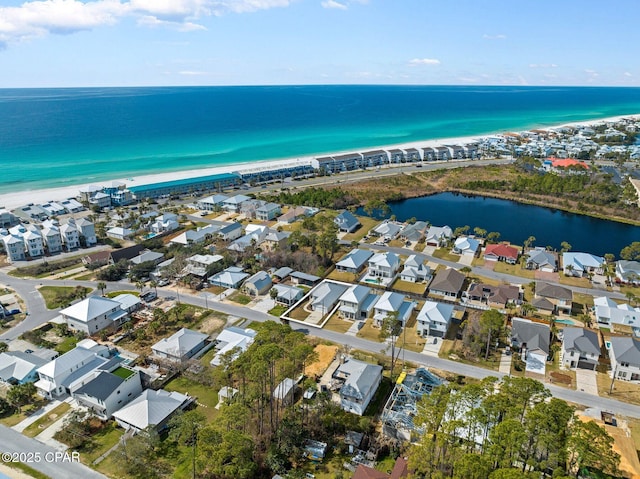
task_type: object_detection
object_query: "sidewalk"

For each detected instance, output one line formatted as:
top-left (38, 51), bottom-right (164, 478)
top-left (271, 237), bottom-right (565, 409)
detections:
top-left (498, 351), bottom-right (512, 374)
top-left (12, 398), bottom-right (65, 433)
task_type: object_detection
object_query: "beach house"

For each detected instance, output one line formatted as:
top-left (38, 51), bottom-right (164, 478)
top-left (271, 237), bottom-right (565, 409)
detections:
top-left (335, 249), bottom-right (373, 274)
top-left (60, 296), bottom-right (133, 335)
top-left (210, 327), bottom-right (257, 366)
top-left (334, 358), bottom-right (383, 416)
top-left (372, 291), bottom-right (416, 327)
top-left (416, 301), bottom-right (454, 338)
top-left (334, 211), bottom-right (360, 233)
top-left (400, 254), bottom-right (431, 283)
top-left (151, 328), bottom-right (209, 363)
top-left (113, 389), bottom-right (194, 434)
top-left (428, 268), bottom-right (465, 299)
top-left (338, 285), bottom-right (378, 320)
top-left (562, 252), bottom-right (605, 277)
top-left (560, 327), bottom-right (600, 370)
top-left (609, 337), bottom-right (640, 381)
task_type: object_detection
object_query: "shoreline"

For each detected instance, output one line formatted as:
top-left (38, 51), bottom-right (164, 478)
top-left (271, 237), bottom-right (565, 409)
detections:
top-left (2, 112), bottom-right (639, 211)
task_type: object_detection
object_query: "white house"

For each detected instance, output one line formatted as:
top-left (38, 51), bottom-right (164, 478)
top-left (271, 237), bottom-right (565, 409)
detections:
top-left (416, 301), bottom-right (454, 338)
top-left (609, 336), bottom-right (640, 382)
top-left (560, 327), bottom-right (600, 370)
top-left (400, 255), bottom-right (431, 283)
top-left (309, 281), bottom-right (349, 315)
top-left (41, 225), bottom-right (63, 254)
top-left (562, 252), bottom-right (605, 277)
top-left (60, 296), bottom-right (131, 335)
top-left (338, 285), bottom-right (377, 321)
top-left (152, 328), bottom-right (208, 363)
top-left (113, 389), bottom-right (194, 433)
top-left (616, 260), bottom-right (640, 285)
top-left (106, 227), bottom-right (134, 241)
top-left (150, 213), bottom-right (179, 234)
top-left (368, 252), bottom-right (400, 280)
top-left (273, 284), bottom-right (304, 306)
top-left (222, 194), bottom-right (251, 213)
top-left (59, 222), bottom-right (81, 249)
top-left (452, 236), bottom-right (480, 256)
top-left (170, 224), bottom-right (220, 246)
top-left (593, 296), bottom-right (640, 333)
top-left (372, 291), bottom-right (416, 327)
top-left (208, 266), bottom-right (249, 289)
top-left (183, 254), bottom-right (223, 278)
top-left (72, 365), bottom-right (142, 420)
top-left (1, 234), bottom-right (26, 262)
top-left (334, 358), bottom-right (382, 416)
top-left (35, 341), bottom-right (111, 399)
top-left (335, 249), bottom-right (373, 274)
top-left (425, 225), bottom-right (453, 247)
top-left (0, 352), bottom-right (48, 385)
top-left (210, 327), bottom-right (257, 366)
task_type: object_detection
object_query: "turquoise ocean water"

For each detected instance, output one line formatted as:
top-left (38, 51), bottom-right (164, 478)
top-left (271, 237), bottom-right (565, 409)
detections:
top-left (2, 85), bottom-right (640, 194)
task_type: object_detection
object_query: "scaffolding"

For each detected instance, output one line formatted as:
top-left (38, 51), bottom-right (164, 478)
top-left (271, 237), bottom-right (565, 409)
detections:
top-left (381, 368), bottom-right (443, 441)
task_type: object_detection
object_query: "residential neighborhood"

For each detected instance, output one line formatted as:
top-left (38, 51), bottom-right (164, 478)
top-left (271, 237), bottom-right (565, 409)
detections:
top-left (0, 122), bottom-right (639, 478)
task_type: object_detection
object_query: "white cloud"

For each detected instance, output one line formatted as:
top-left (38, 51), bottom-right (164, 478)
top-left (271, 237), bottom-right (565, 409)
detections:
top-left (482, 34), bottom-right (506, 40)
top-left (624, 72), bottom-right (633, 77)
top-left (409, 58), bottom-right (440, 66)
top-left (321, 0), bottom-right (347, 9)
top-left (178, 70), bottom-right (208, 75)
top-left (137, 15), bottom-right (206, 31)
top-left (529, 63), bottom-right (558, 68)
top-left (0, 0), bottom-right (291, 46)
top-left (585, 69), bottom-right (599, 77)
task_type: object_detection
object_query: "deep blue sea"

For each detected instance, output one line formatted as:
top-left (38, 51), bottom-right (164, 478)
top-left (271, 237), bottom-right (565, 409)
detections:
top-left (2, 85), bottom-right (640, 194)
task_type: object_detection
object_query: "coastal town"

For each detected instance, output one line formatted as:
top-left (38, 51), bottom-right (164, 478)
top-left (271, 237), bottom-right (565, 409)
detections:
top-left (1, 118), bottom-right (640, 479)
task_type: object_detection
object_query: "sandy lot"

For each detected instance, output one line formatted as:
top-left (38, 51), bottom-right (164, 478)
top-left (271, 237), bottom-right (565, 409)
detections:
top-left (305, 344), bottom-right (338, 378)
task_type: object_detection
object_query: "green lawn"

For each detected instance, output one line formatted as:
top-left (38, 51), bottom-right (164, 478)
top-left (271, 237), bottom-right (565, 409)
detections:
top-left (164, 376), bottom-right (220, 422)
top-left (431, 248), bottom-right (462, 262)
top-left (38, 286), bottom-right (93, 309)
top-left (111, 366), bottom-right (135, 379)
top-left (326, 270), bottom-right (358, 283)
top-left (55, 336), bottom-right (78, 354)
top-left (323, 314), bottom-right (353, 333)
top-left (356, 319), bottom-right (383, 342)
top-left (558, 274), bottom-right (591, 288)
top-left (342, 216), bottom-right (379, 242)
top-left (227, 292), bottom-right (252, 305)
top-left (22, 402), bottom-right (71, 438)
top-left (0, 399), bottom-right (49, 427)
top-left (105, 290), bottom-right (140, 298)
top-left (81, 421), bottom-right (124, 465)
top-left (391, 278), bottom-right (428, 294)
top-left (268, 305), bottom-right (288, 317)
top-left (492, 262), bottom-right (536, 279)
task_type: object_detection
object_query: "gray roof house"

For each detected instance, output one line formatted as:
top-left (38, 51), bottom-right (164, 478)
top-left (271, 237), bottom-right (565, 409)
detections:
top-left (273, 284), bottom-right (304, 306)
top-left (0, 351), bottom-right (47, 385)
top-left (242, 271), bottom-right (273, 297)
top-left (336, 249), bottom-right (374, 274)
top-left (310, 281), bottom-right (349, 314)
top-left (525, 248), bottom-right (558, 272)
top-left (429, 268), bottom-right (465, 298)
top-left (399, 221), bottom-right (428, 242)
top-left (609, 336), bottom-right (640, 382)
top-left (535, 282), bottom-right (573, 314)
top-left (616, 260), bottom-right (640, 285)
top-left (334, 358), bottom-right (383, 416)
top-left (511, 318), bottom-right (550, 375)
top-left (209, 266), bottom-right (249, 289)
top-left (151, 328), bottom-right (208, 363)
top-left (338, 285), bottom-right (377, 321)
top-left (425, 225), bottom-right (453, 246)
top-left (400, 254), bottom-right (431, 283)
top-left (72, 365), bottom-right (142, 420)
top-left (560, 327), bottom-right (600, 370)
top-left (334, 211), bottom-right (361, 233)
top-left (113, 389), bottom-right (194, 433)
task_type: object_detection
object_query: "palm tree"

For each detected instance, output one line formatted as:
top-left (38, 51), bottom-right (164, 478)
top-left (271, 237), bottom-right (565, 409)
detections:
top-left (149, 280), bottom-right (158, 297)
top-left (136, 280), bottom-right (146, 294)
top-left (97, 282), bottom-right (107, 296)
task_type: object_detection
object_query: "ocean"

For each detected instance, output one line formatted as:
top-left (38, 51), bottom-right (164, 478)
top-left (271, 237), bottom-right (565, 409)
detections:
top-left (2, 85), bottom-right (640, 194)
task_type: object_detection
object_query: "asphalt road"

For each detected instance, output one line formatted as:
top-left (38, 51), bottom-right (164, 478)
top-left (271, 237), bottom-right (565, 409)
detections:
top-left (0, 425), bottom-right (108, 479)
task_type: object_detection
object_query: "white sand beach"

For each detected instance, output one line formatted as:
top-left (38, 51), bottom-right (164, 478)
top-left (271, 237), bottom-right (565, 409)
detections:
top-left (2, 113), bottom-right (638, 211)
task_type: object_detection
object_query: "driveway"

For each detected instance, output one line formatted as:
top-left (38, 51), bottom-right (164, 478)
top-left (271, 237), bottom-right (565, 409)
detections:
top-left (458, 254), bottom-right (474, 266)
top-left (575, 368), bottom-right (599, 395)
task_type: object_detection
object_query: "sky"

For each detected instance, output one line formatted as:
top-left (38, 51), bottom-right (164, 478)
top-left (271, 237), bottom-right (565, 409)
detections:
top-left (0, 0), bottom-right (638, 88)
